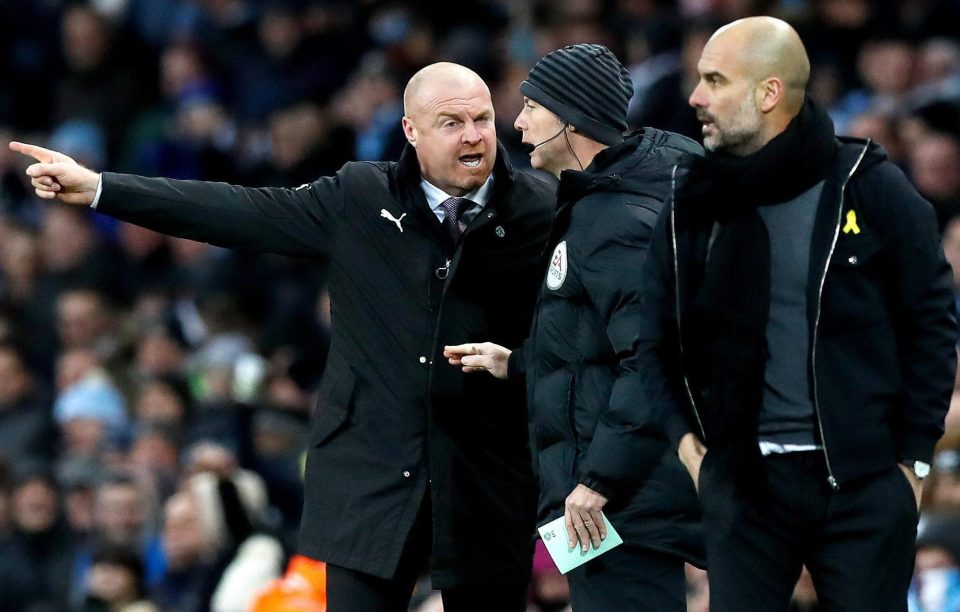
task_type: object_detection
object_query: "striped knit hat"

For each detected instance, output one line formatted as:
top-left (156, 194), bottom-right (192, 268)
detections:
top-left (520, 44), bottom-right (633, 146)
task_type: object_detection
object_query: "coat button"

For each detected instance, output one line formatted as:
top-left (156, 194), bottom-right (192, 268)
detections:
top-left (419, 356), bottom-right (427, 364)
top-left (403, 471), bottom-right (411, 478)
top-left (848, 255), bottom-right (858, 265)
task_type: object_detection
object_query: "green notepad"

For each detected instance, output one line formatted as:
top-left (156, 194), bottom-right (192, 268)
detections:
top-left (537, 512), bottom-right (623, 574)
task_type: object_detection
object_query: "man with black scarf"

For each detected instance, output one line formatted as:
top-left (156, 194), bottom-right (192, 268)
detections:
top-left (446, 44), bottom-right (704, 611)
top-left (636, 16), bottom-right (956, 611)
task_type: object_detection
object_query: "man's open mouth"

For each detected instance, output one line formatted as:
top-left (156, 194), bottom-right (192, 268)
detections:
top-left (460, 154), bottom-right (482, 168)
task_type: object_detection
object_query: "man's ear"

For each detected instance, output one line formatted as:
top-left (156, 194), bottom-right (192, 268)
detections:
top-left (402, 116), bottom-right (417, 147)
top-left (758, 77), bottom-right (785, 114)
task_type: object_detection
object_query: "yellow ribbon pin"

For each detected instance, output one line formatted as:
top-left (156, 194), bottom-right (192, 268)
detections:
top-left (843, 210), bottom-right (861, 235)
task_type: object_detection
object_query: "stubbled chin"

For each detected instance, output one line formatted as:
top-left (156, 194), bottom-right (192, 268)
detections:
top-left (701, 129), bottom-right (718, 147)
top-left (454, 164), bottom-right (491, 191)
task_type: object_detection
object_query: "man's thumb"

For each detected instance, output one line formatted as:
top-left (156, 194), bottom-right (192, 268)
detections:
top-left (26, 162), bottom-right (67, 179)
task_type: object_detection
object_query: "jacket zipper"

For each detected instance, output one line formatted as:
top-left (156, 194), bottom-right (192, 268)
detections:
top-left (810, 141), bottom-right (870, 491)
top-left (669, 165), bottom-right (707, 441)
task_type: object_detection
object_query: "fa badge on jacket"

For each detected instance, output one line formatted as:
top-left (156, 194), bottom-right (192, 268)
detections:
top-left (546, 241), bottom-right (567, 290)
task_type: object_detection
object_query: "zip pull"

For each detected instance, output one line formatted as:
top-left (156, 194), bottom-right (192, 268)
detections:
top-left (436, 259), bottom-right (451, 279)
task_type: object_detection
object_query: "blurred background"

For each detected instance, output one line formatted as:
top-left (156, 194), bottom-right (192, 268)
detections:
top-left (1, 0), bottom-right (959, 610)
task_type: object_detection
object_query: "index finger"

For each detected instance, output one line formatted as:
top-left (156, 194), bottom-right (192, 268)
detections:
top-left (563, 509), bottom-right (579, 549)
top-left (9, 141), bottom-right (60, 164)
top-left (443, 344), bottom-right (474, 358)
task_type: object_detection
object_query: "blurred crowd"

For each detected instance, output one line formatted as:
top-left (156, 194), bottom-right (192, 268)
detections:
top-left (1, 0), bottom-right (960, 610)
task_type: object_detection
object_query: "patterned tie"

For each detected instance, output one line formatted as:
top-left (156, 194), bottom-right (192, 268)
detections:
top-left (440, 197), bottom-right (470, 243)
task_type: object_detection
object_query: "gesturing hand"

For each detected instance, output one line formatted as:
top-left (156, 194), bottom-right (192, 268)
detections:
top-left (443, 342), bottom-right (511, 380)
top-left (9, 141), bottom-right (101, 206)
top-left (564, 484), bottom-right (608, 552)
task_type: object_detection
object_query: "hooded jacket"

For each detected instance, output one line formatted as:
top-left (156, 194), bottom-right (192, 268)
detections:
top-left (639, 137), bottom-right (956, 488)
top-left (515, 128), bottom-right (704, 565)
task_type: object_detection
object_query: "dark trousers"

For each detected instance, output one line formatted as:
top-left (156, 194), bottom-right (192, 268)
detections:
top-left (325, 493), bottom-right (528, 612)
top-left (699, 451), bottom-right (918, 612)
top-left (566, 545), bottom-right (686, 612)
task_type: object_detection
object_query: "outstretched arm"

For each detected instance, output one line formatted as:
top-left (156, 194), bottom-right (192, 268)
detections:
top-left (11, 140), bottom-right (349, 259)
top-left (9, 141), bottom-right (100, 206)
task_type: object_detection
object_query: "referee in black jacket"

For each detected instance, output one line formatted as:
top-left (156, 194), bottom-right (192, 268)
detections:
top-left (446, 45), bottom-right (704, 611)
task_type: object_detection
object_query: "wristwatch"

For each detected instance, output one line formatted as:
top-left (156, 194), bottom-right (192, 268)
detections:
top-left (903, 460), bottom-right (931, 480)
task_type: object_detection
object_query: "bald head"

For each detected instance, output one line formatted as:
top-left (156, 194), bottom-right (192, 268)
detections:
top-left (400, 62), bottom-right (497, 196)
top-left (690, 16), bottom-right (812, 154)
top-left (403, 62), bottom-right (491, 118)
top-left (710, 16), bottom-right (810, 114)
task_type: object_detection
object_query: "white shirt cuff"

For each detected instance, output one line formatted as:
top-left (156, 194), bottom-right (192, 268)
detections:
top-left (91, 175), bottom-right (103, 209)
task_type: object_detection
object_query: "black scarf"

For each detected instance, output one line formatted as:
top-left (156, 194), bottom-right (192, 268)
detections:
top-left (680, 97), bottom-right (836, 489)
top-left (680, 95), bottom-right (837, 221)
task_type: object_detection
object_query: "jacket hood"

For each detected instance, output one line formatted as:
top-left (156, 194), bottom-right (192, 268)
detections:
top-left (835, 136), bottom-right (888, 180)
top-left (557, 128), bottom-right (702, 204)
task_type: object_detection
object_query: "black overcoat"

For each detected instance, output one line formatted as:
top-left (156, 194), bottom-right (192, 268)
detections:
top-left (96, 143), bottom-right (555, 587)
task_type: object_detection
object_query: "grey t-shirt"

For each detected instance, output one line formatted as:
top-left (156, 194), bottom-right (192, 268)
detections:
top-left (756, 182), bottom-right (824, 447)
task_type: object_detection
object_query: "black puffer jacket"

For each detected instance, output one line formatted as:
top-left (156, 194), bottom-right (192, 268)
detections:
top-left (513, 129), bottom-right (704, 565)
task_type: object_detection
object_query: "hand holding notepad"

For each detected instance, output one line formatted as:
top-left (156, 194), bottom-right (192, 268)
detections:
top-left (537, 513), bottom-right (623, 574)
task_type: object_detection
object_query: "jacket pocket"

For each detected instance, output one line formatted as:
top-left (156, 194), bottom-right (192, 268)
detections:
top-left (831, 231), bottom-right (883, 269)
top-left (822, 231), bottom-right (890, 329)
top-left (309, 364), bottom-right (356, 445)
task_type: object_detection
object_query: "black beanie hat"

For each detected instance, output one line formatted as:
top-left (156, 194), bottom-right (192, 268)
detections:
top-left (520, 44), bottom-right (634, 146)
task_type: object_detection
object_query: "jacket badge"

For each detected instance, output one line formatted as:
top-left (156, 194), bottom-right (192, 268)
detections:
top-left (380, 209), bottom-right (406, 233)
top-left (495, 225), bottom-right (505, 238)
top-left (546, 241), bottom-right (568, 290)
top-left (843, 210), bottom-right (861, 235)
